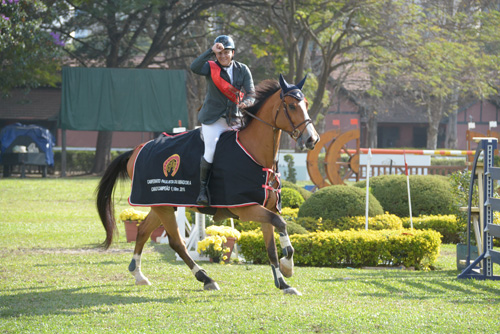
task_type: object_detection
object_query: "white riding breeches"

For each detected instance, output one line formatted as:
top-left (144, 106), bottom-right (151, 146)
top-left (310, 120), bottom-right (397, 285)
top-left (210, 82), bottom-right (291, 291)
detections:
top-left (201, 117), bottom-right (240, 163)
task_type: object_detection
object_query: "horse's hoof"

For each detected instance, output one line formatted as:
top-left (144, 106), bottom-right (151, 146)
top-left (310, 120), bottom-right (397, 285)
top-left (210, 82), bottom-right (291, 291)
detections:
top-left (135, 278), bottom-right (151, 285)
top-left (280, 257), bottom-right (294, 278)
top-left (204, 282), bottom-right (220, 291)
top-left (283, 287), bottom-right (302, 296)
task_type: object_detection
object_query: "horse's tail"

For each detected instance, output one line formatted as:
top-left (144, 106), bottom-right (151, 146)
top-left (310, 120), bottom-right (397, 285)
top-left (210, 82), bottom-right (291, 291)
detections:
top-left (96, 150), bottom-right (133, 249)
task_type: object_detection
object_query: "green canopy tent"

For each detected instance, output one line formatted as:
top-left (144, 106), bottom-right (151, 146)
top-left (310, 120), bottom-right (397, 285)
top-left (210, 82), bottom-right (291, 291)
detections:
top-left (59, 67), bottom-right (188, 175)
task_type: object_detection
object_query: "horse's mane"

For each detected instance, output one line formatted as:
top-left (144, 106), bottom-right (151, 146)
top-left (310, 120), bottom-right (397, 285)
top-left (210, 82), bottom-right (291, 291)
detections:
top-left (240, 79), bottom-right (280, 129)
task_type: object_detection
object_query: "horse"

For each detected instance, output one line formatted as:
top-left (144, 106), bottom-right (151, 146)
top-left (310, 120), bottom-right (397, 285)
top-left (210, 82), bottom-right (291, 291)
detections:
top-left (96, 74), bottom-right (320, 295)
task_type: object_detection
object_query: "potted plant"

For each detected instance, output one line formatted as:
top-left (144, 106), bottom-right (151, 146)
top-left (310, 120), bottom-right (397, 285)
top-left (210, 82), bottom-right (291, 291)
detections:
top-left (197, 225), bottom-right (241, 263)
top-left (119, 208), bottom-right (164, 242)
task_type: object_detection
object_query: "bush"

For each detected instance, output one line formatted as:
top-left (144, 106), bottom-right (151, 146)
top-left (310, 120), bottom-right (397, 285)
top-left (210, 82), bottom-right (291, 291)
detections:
top-left (281, 207), bottom-right (299, 220)
top-left (448, 170), bottom-right (477, 243)
top-left (282, 180), bottom-right (312, 201)
top-left (238, 228), bottom-right (441, 269)
top-left (354, 174), bottom-right (455, 217)
top-left (232, 219), bottom-right (260, 232)
top-left (286, 221), bottom-right (309, 235)
top-left (336, 214), bottom-right (403, 231)
top-left (296, 213), bottom-right (402, 232)
top-left (231, 209), bottom-right (306, 235)
top-left (401, 215), bottom-right (461, 244)
top-left (298, 185), bottom-right (383, 221)
top-left (281, 188), bottom-right (304, 208)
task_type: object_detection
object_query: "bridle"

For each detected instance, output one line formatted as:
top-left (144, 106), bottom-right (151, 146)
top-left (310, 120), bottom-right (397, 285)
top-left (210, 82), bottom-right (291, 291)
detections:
top-left (242, 88), bottom-right (314, 188)
top-left (243, 89), bottom-right (313, 141)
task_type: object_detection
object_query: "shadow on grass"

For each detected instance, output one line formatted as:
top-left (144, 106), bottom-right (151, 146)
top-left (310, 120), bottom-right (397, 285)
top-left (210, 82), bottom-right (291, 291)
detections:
top-left (0, 284), bottom-right (208, 318)
top-left (315, 269), bottom-right (500, 304)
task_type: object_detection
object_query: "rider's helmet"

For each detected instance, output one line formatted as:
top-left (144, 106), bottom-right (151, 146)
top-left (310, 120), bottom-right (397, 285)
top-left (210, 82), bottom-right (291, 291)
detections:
top-left (214, 35), bottom-right (235, 50)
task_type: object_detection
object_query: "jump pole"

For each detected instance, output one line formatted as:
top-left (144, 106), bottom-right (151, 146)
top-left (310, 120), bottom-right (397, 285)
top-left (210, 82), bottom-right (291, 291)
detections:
top-left (350, 148), bottom-right (475, 156)
top-left (404, 150), bottom-right (413, 229)
top-left (365, 148), bottom-right (372, 230)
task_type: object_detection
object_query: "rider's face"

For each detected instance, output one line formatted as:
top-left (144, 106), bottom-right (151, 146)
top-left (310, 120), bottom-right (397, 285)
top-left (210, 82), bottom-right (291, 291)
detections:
top-left (216, 49), bottom-right (234, 67)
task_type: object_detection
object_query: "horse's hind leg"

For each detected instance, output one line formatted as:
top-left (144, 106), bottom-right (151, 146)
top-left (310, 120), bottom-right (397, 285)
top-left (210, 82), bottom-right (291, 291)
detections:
top-left (128, 210), bottom-right (162, 285)
top-left (151, 206), bottom-right (219, 291)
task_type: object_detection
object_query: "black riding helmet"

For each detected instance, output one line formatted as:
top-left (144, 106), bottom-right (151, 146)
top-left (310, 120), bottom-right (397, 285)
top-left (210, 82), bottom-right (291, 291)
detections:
top-left (214, 35), bottom-right (235, 50)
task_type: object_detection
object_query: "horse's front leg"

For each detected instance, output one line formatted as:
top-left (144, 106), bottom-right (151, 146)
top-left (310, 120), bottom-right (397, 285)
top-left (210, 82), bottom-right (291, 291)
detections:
top-left (269, 212), bottom-right (296, 279)
top-left (235, 206), bottom-right (300, 295)
top-left (151, 206), bottom-right (219, 291)
top-left (261, 223), bottom-right (301, 295)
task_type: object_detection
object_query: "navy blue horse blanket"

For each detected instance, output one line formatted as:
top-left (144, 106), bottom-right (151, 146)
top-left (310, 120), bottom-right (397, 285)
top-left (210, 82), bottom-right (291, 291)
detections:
top-left (129, 128), bottom-right (279, 208)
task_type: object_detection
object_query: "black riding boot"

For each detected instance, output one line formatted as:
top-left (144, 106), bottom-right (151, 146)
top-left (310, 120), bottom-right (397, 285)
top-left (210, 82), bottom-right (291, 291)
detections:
top-left (196, 157), bottom-right (212, 206)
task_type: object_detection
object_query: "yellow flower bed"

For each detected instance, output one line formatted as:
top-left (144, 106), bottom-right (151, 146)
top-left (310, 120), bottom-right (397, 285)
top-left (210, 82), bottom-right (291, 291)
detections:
top-left (205, 225), bottom-right (241, 241)
top-left (197, 235), bottom-right (231, 262)
top-left (119, 208), bottom-right (149, 222)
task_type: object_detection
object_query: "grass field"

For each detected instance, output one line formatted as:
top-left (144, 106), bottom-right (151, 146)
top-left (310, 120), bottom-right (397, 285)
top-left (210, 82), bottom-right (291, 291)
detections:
top-left (1, 177), bottom-right (500, 333)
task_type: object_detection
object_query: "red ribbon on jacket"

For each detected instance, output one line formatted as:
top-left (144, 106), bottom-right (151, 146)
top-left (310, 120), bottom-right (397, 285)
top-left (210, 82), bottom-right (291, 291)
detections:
top-left (209, 61), bottom-right (244, 104)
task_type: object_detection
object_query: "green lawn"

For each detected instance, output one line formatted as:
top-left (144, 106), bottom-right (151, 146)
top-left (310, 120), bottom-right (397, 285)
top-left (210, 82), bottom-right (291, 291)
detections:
top-left (1, 178), bottom-right (500, 333)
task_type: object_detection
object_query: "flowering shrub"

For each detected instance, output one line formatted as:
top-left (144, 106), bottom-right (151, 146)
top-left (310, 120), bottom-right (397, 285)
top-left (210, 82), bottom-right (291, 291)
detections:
top-left (296, 213), bottom-right (402, 232)
top-left (119, 208), bottom-right (149, 222)
top-left (206, 225), bottom-right (241, 241)
top-left (238, 228), bottom-right (441, 269)
top-left (197, 235), bottom-right (230, 262)
top-left (281, 207), bottom-right (299, 220)
top-left (401, 214), bottom-right (460, 243)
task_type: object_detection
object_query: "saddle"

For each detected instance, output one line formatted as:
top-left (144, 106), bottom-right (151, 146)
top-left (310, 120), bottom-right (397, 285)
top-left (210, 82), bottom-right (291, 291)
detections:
top-left (129, 128), bottom-right (279, 209)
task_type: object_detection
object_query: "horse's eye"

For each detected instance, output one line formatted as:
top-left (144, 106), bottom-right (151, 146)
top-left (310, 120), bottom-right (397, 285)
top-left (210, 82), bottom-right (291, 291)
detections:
top-left (288, 104), bottom-right (296, 110)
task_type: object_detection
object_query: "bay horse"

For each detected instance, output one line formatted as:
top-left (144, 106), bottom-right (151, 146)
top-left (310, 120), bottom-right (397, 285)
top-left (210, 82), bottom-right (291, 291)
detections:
top-left (96, 75), bottom-right (319, 295)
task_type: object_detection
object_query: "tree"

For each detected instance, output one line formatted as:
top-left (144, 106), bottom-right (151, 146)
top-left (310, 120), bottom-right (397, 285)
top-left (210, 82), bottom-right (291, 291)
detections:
top-left (284, 154), bottom-right (297, 184)
top-left (231, 0), bottom-right (413, 126)
top-left (47, 0), bottom-right (233, 173)
top-left (48, 0), bottom-right (267, 174)
top-left (0, 0), bottom-right (62, 95)
top-left (363, 1), bottom-right (500, 149)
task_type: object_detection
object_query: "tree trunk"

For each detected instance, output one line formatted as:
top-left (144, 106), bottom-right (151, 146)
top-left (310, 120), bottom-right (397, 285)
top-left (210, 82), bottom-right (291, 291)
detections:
top-left (309, 63), bottom-right (331, 122)
top-left (91, 131), bottom-right (113, 174)
top-left (426, 104), bottom-right (442, 149)
top-left (186, 71), bottom-right (205, 129)
top-left (445, 109), bottom-right (458, 149)
top-left (445, 91), bottom-right (459, 149)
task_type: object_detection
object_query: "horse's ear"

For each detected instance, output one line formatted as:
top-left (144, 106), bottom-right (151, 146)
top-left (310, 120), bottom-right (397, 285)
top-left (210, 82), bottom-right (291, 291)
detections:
top-left (296, 74), bottom-right (307, 90)
top-left (279, 74), bottom-right (288, 90)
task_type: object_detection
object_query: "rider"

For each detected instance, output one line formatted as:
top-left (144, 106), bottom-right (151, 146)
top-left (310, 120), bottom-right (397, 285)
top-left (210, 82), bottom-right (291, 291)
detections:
top-left (190, 35), bottom-right (255, 206)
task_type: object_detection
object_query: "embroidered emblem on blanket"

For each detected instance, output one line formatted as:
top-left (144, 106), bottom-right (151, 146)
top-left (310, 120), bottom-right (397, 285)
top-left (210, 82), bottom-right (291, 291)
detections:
top-left (129, 128), bottom-right (272, 207)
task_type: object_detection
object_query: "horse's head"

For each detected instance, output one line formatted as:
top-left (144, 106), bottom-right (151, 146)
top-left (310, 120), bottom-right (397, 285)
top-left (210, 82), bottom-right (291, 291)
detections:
top-left (277, 74), bottom-right (320, 151)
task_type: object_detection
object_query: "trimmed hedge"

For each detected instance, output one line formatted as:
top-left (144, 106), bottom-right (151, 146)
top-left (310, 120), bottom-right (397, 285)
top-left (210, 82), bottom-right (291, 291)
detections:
top-left (231, 219), bottom-right (307, 235)
top-left (296, 213), bottom-right (403, 232)
top-left (238, 229), bottom-right (441, 269)
top-left (281, 180), bottom-right (312, 201)
top-left (298, 185), bottom-right (384, 221)
top-left (353, 174), bottom-right (454, 217)
top-left (401, 215), bottom-right (462, 244)
top-left (281, 187), bottom-right (304, 208)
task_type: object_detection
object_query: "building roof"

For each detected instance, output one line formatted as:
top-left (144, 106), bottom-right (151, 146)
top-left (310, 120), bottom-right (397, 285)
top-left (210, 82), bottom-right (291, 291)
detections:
top-left (0, 88), bottom-right (61, 121)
